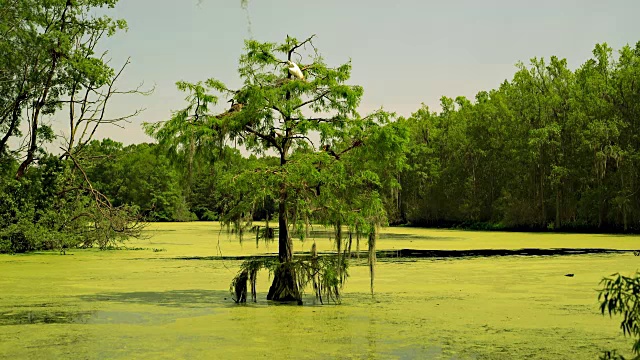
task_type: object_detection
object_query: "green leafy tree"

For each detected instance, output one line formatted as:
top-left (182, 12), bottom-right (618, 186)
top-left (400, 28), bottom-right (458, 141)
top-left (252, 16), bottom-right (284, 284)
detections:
top-left (146, 35), bottom-right (407, 302)
top-left (0, 0), bottom-right (133, 175)
top-left (398, 41), bottom-right (640, 232)
top-left (82, 140), bottom-right (193, 221)
top-left (0, 153), bottom-right (141, 253)
top-left (0, 0), bottom-right (147, 252)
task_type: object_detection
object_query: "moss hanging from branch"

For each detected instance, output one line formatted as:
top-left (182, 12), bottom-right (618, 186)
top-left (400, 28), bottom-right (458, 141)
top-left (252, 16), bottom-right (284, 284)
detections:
top-left (335, 221), bottom-right (342, 280)
top-left (229, 254), bottom-right (348, 305)
top-left (311, 243), bottom-right (321, 302)
top-left (231, 269), bottom-right (248, 303)
top-left (368, 225), bottom-right (378, 296)
top-left (230, 258), bottom-right (275, 303)
top-left (251, 224), bottom-right (275, 248)
top-left (356, 228), bottom-right (361, 259)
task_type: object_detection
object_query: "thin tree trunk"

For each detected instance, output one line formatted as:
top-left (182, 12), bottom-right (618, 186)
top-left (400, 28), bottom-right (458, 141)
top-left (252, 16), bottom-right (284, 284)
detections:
top-left (598, 185), bottom-right (604, 229)
top-left (356, 225), bottom-right (360, 259)
top-left (622, 170), bottom-right (628, 231)
top-left (540, 169), bottom-right (545, 226)
top-left (555, 189), bottom-right (561, 229)
top-left (16, 0), bottom-right (72, 179)
top-left (368, 226), bottom-right (377, 296)
top-left (16, 103), bottom-right (44, 178)
top-left (0, 98), bottom-right (23, 155)
top-left (335, 221), bottom-right (342, 279)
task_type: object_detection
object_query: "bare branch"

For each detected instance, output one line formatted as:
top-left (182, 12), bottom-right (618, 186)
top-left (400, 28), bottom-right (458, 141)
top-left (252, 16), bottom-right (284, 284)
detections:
top-left (69, 58), bottom-right (152, 155)
top-left (291, 116), bottom-right (341, 124)
top-left (293, 90), bottom-right (331, 111)
top-left (291, 135), bottom-right (315, 147)
top-left (288, 34), bottom-right (316, 61)
top-left (244, 125), bottom-right (281, 151)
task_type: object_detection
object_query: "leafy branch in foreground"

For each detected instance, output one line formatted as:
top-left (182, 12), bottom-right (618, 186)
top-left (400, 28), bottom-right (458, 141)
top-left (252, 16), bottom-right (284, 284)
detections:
top-left (1, 0), bottom-right (149, 253)
top-left (0, 153), bottom-right (146, 253)
top-left (598, 272), bottom-right (640, 359)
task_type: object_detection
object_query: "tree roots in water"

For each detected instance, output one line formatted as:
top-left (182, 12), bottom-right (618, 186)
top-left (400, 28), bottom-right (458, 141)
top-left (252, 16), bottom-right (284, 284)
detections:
top-left (267, 264), bottom-right (302, 303)
top-left (230, 254), bottom-right (348, 305)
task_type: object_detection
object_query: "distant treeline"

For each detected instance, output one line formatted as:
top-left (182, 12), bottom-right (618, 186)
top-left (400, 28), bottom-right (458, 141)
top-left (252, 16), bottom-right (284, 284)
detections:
top-left (397, 42), bottom-right (640, 232)
top-left (76, 41), bottom-right (640, 232)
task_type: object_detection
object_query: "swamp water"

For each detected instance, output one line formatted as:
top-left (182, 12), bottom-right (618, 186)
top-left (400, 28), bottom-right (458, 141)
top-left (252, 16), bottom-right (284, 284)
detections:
top-left (0, 222), bottom-right (638, 359)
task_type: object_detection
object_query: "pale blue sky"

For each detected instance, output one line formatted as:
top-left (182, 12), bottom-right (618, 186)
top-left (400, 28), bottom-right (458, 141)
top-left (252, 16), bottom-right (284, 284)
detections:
top-left (77, 0), bottom-right (640, 145)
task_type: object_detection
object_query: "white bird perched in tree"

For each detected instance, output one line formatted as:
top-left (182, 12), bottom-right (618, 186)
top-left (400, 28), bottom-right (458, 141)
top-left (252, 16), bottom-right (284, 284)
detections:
top-left (286, 60), bottom-right (304, 80)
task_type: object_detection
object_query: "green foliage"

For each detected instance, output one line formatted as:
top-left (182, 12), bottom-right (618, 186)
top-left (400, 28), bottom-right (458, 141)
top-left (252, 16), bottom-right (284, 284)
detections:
top-left (144, 33), bottom-right (408, 235)
top-left (82, 139), bottom-right (194, 222)
top-left (399, 41), bottom-right (640, 232)
top-left (0, 0), bottom-right (128, 172)
top-left (598, 272), bottom-right (640, 359)
top-left (230, 254), bottom-right (348, 304)
top-left (0, 154), bottom-right (141, 253)
top-left (0, 0), bottom-right (147, 253)
top-left (146, 34), bottom-right (407, 300)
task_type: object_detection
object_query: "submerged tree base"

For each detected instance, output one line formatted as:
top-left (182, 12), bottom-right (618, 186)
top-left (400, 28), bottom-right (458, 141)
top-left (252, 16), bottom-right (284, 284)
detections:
top-left (267, 264), bottom-right (302, 304)
top-left (229, 256), bottom-right (348, 305)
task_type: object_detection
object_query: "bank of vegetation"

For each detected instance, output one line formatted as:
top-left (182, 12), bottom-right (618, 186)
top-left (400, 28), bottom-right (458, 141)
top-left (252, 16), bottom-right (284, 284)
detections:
top-left (2, 21), bottom-right (640, 253)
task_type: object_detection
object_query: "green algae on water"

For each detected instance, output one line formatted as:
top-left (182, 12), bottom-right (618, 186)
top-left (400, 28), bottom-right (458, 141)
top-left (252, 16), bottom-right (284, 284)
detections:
top-left (0, 222), bottom-right (638, 359)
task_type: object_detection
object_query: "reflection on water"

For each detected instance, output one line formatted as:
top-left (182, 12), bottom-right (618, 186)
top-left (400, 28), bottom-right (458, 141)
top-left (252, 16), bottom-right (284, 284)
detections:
top-left (0, 310), bottom-right (94, 325)
top-left (80, 289), bottom-right (232, 308)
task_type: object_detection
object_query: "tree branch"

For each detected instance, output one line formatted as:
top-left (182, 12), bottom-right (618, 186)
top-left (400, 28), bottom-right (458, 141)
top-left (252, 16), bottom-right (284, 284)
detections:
top-left (323, 139), bottom-right (366, 161)
top-left (290, 135), bottom-right (315, 147)
top-left (244, 125), bottom-right (281, 151)
top-left (291, 116), bottom-right (341, 124)
top-left (293, 90), bottom-right (331, 111)
top-left (288, 34), bottom-right (316, 61)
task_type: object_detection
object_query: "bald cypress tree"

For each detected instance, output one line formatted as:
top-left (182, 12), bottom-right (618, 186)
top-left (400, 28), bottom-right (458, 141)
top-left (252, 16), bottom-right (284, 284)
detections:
top-left (145, 35), bottom-right (407, 302)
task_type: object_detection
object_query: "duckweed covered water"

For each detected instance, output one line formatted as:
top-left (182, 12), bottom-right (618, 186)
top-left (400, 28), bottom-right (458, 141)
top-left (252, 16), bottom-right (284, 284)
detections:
top-left (0, 222), bottom-right (638, 359)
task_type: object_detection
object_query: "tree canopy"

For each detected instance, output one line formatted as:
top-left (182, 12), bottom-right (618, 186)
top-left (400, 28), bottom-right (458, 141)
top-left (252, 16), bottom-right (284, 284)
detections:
top-left (398, 41), bottom-right (640, 232)
top-left (0, 0), bottom-right (147, 253)
top-left (145, 34), bottom-right (408, 302)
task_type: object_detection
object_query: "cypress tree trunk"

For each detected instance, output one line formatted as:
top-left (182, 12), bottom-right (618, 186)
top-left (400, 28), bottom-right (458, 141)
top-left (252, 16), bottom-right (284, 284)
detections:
top-left (368, 226), bottom-right (377, 296)
top-left (266, 154), bottom-right (301, 303)
top-left (356, 227), bottom-right (361, 259)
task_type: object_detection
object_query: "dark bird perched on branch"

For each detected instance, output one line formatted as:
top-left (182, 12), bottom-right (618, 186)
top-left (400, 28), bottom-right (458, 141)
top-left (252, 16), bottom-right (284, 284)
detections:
top-left (215, 99), bottom-right (245, 120)
top-left (228, 98), bottom-right (244, 113)
top-left (321, 144), bottom-right (339, 160)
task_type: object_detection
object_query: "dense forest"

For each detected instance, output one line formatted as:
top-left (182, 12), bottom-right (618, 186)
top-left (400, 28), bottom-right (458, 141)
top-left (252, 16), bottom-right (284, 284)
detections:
top-left (399, 42), bottom-right (640, 232)
top-left (1, 0), bottom-right (639, 253)
top-left (76, 41), bottom-right (640, 233)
